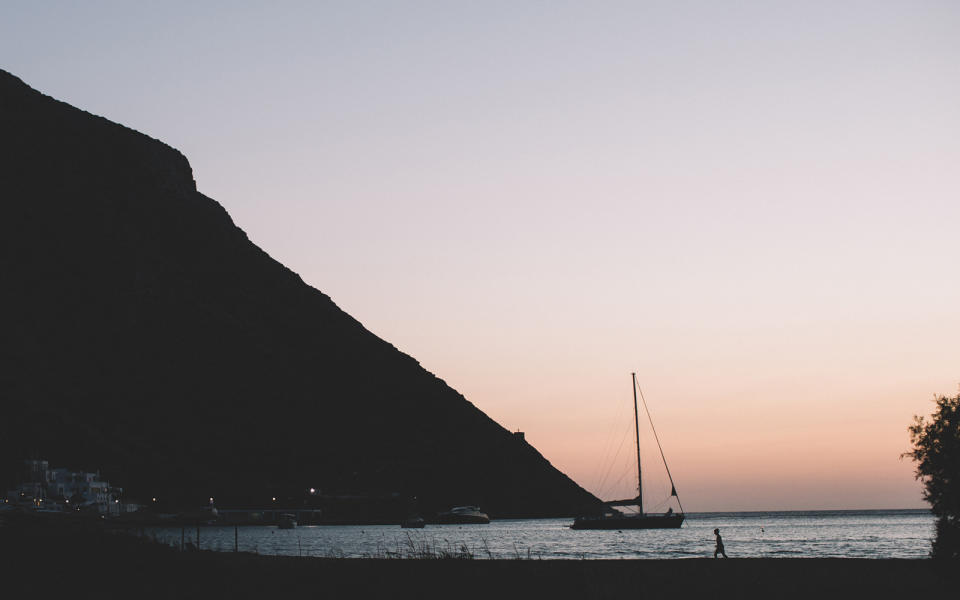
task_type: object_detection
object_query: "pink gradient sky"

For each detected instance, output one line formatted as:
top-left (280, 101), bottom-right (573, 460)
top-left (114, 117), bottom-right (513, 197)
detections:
top-left (4, 1), bottom-right (958, 510)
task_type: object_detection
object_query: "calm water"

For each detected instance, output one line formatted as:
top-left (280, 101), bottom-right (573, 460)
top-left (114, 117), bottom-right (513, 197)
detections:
top-left (145, 510), bottom-right (933, 559)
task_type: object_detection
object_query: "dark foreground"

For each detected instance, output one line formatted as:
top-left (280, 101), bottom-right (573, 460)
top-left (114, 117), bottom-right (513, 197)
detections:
top-left (2, 514), bottom-right (955, 599)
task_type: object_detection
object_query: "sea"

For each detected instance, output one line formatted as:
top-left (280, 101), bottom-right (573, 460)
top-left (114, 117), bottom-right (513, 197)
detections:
top-left (143, 509), bottom-right (934, 559)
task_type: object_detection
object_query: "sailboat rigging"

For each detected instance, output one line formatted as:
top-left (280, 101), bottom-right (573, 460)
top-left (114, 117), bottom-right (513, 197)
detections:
top-left (570, 373), bottom-right (684, 530)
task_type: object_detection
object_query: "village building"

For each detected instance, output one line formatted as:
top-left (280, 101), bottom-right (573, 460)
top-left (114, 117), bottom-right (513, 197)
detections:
top-left (3, 459), bottom-right (135, 515)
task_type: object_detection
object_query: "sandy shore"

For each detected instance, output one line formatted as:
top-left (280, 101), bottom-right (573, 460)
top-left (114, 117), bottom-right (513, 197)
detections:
top-left (2, 514), bottom-right (954, 599)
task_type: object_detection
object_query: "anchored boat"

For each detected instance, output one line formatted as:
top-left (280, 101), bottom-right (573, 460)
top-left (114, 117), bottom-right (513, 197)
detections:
top-left (437, 506), bottom-right (490, 524)
top-left (278, 513), bottom-right (297, 529)
top-left (571, 373), bottom-right (684, 530)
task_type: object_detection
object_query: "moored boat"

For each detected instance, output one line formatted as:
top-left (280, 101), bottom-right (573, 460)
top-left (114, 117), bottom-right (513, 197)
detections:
top-left (570, 373), bottom-right (685, 530)
top-left (278, 513), bottom-right (297, 529)
top-left (571, 510), bottom-right (683, 530)
top-left (400, 516), bottom-right (426, 528)
top-left (437, 506), bottom-right (490, 524)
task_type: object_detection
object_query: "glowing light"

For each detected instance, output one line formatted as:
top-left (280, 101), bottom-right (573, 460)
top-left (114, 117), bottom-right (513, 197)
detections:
top-left (309, 488), bottom-right (316, 494)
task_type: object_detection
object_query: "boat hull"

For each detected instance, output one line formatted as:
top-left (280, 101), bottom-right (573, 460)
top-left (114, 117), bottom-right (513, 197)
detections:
top-left (436, 513), bottom-right (490, 525)
top-left (401, 517), bottom-right (426, 528)
top-left (277, 514), bottom-right (297, 529)
top-left (570, 514), bottom-right (684, 530)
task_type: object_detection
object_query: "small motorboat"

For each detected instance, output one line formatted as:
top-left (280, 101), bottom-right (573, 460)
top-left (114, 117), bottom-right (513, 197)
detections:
top-left (437, 506), bottom-right (490, 524)
top-left (400, 516), bottom-right (425, 528)
top-left (278, 513), bottom-right (297, 529)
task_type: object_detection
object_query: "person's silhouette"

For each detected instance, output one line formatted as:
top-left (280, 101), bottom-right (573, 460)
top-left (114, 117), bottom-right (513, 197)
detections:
top-left (713, 528), bottom-right (728, 558)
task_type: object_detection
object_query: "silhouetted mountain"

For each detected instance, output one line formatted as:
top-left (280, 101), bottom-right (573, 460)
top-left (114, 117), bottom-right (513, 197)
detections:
top-left (0, 69), bottom-right (604, 517)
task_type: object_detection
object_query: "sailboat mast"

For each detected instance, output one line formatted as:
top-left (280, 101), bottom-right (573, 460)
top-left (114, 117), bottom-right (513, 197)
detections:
top-left (631, 372), bottom-right (643, 515)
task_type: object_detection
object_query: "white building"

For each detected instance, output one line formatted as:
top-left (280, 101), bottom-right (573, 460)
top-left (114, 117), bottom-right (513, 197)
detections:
top-left (5, 459), bottom-right (131, 515)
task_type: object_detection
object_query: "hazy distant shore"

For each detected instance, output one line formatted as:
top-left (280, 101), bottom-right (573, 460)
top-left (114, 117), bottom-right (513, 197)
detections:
top-left (3, 513), bottom-right (954, 599)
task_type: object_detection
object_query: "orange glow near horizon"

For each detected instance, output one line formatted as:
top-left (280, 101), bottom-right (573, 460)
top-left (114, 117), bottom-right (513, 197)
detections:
top-left (373, 323), bottom-right (952, 511)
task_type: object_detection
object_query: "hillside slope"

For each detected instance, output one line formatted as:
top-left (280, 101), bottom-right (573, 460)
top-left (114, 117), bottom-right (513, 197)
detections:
top-left (0, 69), bottom-right (603, 517)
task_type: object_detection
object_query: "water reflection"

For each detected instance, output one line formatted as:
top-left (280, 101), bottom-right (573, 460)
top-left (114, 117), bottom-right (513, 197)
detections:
top-left (143, 510), bottom-right (933, 560)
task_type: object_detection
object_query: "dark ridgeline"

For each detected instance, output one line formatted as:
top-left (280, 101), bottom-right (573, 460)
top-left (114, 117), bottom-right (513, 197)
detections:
top-left (0, 69), bottom-right (604, 518)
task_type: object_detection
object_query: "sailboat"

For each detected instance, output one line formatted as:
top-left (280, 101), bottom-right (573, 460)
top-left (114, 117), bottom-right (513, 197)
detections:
top-left (570, 373), bottom-right (684, 530)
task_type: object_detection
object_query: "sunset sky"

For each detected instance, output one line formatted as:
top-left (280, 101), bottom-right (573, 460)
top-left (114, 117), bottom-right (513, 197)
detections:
top-left (3, 1), bottom-right (958, 511)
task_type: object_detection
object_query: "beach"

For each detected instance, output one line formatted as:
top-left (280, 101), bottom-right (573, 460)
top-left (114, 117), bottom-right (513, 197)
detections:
top-left (3, 514), bottom-right (955, 599)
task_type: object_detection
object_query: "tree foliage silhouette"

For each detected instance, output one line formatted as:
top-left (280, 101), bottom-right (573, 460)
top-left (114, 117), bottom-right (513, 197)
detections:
top-left (907, 394), bottom-right (960, 559)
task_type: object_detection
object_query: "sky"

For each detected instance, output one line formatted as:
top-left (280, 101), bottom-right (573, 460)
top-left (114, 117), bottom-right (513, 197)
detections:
top-left (3, 1), bottom-right (958, 511)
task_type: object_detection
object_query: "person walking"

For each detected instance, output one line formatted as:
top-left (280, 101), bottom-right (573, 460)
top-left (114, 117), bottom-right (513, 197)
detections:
top-left (713, 528), bottom-right (728, 558)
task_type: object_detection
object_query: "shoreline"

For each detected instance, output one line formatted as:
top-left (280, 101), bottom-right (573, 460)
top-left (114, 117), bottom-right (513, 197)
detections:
top-left (3, 513), bottom-right (955, 599)
top-left (3, 505), bottom-right (932, 527)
